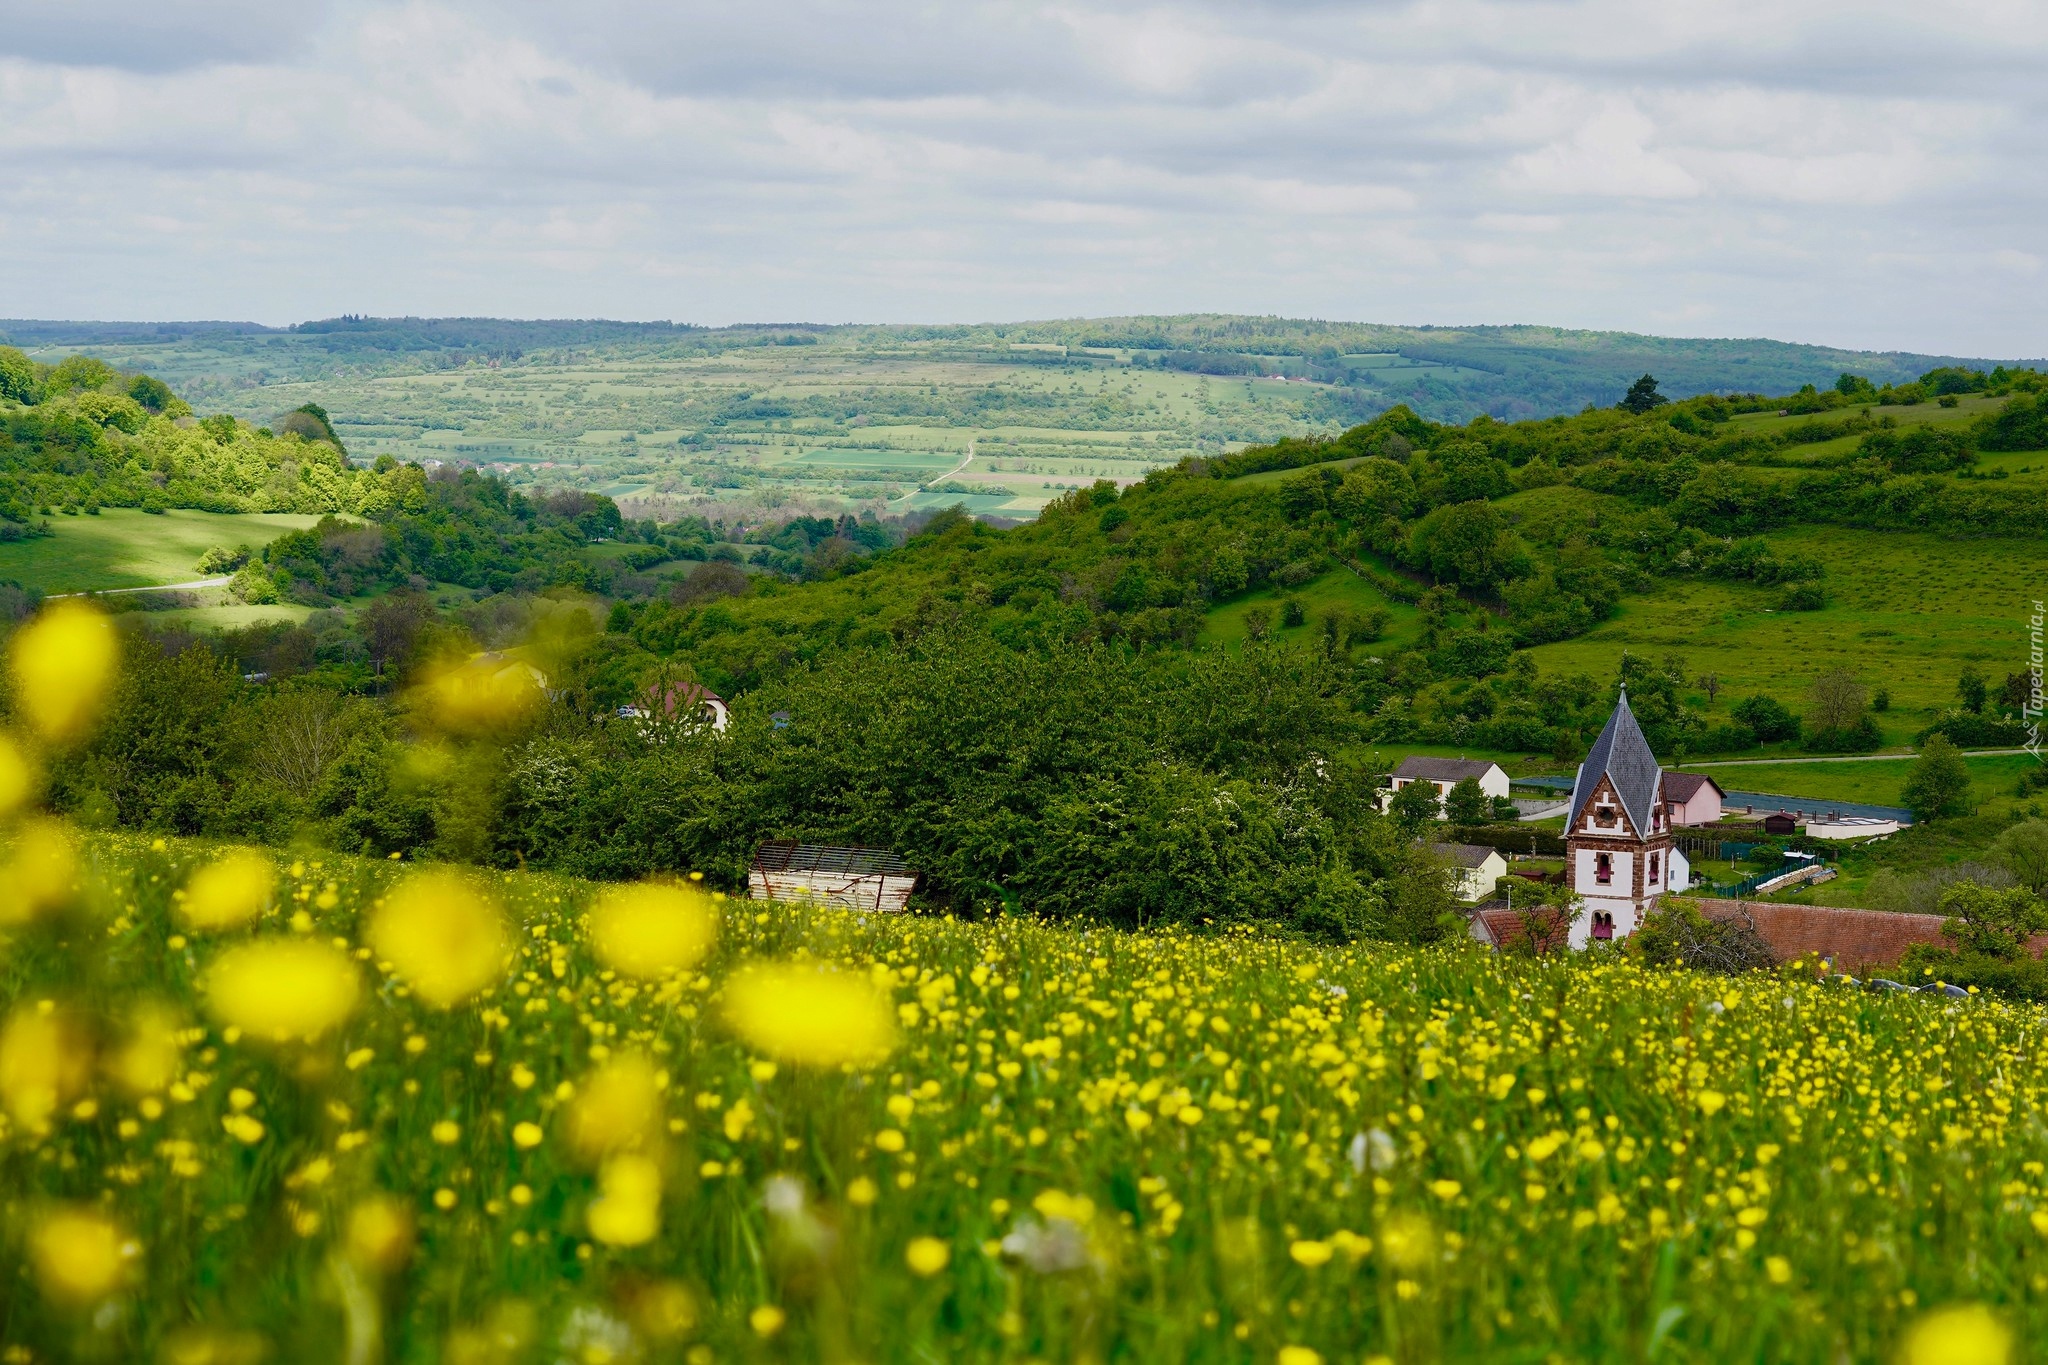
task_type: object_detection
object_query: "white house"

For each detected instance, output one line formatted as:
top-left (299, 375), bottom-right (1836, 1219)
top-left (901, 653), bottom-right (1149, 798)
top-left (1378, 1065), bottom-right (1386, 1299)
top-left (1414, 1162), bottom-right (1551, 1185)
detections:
top-left (1381, 757), bottom-right (1510, 817)
top-left (1428, 842), bottom-right (1509, 902)
top-left (1563, 690), bottom-right (1691, 949)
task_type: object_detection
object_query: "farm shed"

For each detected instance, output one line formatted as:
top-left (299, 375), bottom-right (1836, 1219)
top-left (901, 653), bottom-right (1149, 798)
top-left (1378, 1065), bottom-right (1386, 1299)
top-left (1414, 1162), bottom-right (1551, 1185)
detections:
top-left (749, 841), bottom-right (918, 913)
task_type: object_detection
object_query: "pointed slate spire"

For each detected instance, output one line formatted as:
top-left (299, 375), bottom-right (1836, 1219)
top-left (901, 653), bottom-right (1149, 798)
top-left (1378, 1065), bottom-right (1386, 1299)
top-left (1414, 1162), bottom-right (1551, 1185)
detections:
top-left (1567, 688), bottom-right (1664, 836)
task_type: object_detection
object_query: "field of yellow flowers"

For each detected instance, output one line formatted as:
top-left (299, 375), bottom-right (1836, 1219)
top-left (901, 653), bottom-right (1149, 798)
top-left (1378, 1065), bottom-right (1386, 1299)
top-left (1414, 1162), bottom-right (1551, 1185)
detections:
top-left (0, 605), bottom-right (2037, 1365)
top-left (0, 829), bottom-right (2041, 1365)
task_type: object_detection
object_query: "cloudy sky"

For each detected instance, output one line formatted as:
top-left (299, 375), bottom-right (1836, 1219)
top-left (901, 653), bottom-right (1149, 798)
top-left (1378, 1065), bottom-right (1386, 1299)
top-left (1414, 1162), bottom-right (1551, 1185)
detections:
top-left (1, 0), bottom-right (2043, 355)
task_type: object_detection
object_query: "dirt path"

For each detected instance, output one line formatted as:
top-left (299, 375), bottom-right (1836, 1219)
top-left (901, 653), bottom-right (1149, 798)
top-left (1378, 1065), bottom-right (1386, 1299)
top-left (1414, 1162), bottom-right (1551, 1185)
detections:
top-left (51, 576), bottom-right (231, 598)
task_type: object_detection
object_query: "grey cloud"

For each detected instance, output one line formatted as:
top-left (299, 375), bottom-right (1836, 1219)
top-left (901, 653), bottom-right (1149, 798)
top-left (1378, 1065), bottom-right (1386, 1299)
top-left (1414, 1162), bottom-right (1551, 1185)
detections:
top-left (0, 0), bottom-right (336, 72)
top-left (0, 0), bottom-right (2040, 355)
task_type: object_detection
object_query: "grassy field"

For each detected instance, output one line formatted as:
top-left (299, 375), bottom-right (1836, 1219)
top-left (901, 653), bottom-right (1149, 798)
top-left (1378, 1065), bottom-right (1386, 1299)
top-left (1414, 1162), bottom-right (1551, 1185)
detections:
top-left (1523, 523), bottom-right (2041, 729)
top-left (1680, 754), bottom-right (2040, 813)
top-left (0, 509), bottom-right (322, 595)
top-left (1199, 565), bottom-right (1421, 653)
top-left (5, 832), bottom-right (2048, 1362)
top-left (234, 348), bottom-right (1350, 521)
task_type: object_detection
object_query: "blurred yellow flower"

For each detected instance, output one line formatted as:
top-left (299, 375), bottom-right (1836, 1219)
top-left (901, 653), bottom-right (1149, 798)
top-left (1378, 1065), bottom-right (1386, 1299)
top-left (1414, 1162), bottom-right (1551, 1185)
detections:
top-left (346, 1195), bottom-right (415, 1274)
top-left (0, 730), bottom-right (40, 818)
top-left (513, 1121), bottom-right (544, 1149)
top-left (1378, 1212), bottom-right (1436, 1272)
top-left (566, 1053), bottom-right (666, 1163)
top-left (204, 939), bottom-right (361, 1042)
top-left (589, 881), bottom-right (717, 979)
top-left (412, 655), bottom-right (545, 735)
top-left (8, 601), bottom-right (118, 743)
top-left (1429, 1179), bottom-right (1462, 1202)
top-left (107, 1003), bottom-right (183, 1096)
top-left (180, 850), bottom-right (275, 931)
top-left (1278, 1349), bottom-right (1324, 1365)
top-left (1899, 1304), bottom-right (2010, 1365)
top-left (1289, 1239), bottom-right (1333, 1268)
top-left (30, 1206), bottom-right (131, 1305)
top-left (905, 1236), bottom-right (951, 1276)
top-left (0, 816), bottom-right (80, 924)
top-left (368, 869), bottom-right (508, 1009)
top-left (0, 1005), bottom-right (94, 1129)
top-left (1765, 1256), bottom-right (1792, 1285)
top-left (625, 1279), bottom-right (698, 1340)
top-left (722, 962), bottom-right (897, 1069)
top-left (588, 1153), bottom-right (664, 1247)
top-left (1697, 1090), bottom-right (1726, 1116)
top-left (750, 1305), bottom-right (786, 1337)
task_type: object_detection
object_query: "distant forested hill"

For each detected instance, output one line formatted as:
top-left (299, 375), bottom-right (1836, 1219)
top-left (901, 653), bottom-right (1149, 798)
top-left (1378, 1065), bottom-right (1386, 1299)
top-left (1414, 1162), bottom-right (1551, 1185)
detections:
top-left (3, 315), bottom-right (2032, 424)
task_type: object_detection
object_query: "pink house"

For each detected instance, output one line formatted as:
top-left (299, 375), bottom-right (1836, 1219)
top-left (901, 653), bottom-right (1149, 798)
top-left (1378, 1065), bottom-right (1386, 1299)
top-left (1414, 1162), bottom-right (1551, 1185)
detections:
top-left (1661, 772), bottom-right (1725, 827)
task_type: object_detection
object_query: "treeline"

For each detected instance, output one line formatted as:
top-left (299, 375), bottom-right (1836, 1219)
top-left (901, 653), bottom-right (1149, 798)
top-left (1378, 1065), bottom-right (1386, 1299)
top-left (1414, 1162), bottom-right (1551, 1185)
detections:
top-left (0, 346), bottom-right (387, 526)
top-left (32, 622), bottom-right (1459, 942)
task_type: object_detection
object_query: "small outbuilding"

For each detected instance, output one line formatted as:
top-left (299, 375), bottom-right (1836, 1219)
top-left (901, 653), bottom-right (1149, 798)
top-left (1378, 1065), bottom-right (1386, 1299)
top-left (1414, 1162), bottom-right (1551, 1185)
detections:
top-left (749, 841), bottom-right (918, 913)
top-left (1660, 772), bottom-right (1725, 827)
top-left (1429, 842), bottom-right (1509, 902)
top-left (1762, 812), bottom-right (1800, 836)
top-left (1804, 815), bottom-right (1902, 840)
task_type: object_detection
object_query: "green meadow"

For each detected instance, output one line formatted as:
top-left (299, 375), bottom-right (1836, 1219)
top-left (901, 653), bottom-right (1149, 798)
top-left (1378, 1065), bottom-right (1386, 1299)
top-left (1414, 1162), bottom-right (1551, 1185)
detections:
top-left (0, 509), bottom-right (323, 595)
top-left (1198, 565), bottom-right (1423, 653)
top-left (1523, 525), bottom-right (2039, 729)
top-left (1685, 754), bottom-right (2040, 816)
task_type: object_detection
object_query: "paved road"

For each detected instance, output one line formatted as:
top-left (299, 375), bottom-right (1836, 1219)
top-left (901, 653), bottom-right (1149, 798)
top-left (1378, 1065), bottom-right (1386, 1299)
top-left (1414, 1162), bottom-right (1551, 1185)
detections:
top-left (1676, 748), bottom-right (2034, 767)
top-left (50, 576), bottom-right (231, 599)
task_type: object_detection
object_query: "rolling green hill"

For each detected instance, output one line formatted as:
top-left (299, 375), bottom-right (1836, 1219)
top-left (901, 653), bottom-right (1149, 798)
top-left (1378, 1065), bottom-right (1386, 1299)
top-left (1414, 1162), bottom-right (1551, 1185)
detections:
top-left (6, 314), bottom-right (2037, 520)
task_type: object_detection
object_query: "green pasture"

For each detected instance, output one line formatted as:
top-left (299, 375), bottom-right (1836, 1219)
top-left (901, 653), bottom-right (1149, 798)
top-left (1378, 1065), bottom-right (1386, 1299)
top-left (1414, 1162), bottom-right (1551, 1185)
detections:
top-left (0, 509), bottom-right (323, 595)
top-left (1524, 525), bottom-right (2041, 722)
top-left (1199, 564), bottom-right (1421, 654)
top-left (1684, 753), bottom-right (2039, 815)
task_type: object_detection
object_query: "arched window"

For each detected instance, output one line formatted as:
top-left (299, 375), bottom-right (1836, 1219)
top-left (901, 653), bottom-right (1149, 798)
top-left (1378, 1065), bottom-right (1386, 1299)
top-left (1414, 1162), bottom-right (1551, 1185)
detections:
top-left (1592, 912), bottom-right (1614, 941)
top-left (1595, 852), bottom-right (1613, 885)
top-left (1649, 853), bottom-right (1660, 884)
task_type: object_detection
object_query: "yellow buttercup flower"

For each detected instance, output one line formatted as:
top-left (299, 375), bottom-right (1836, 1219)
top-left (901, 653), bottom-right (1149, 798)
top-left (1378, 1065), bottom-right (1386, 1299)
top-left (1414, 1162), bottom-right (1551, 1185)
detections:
top-left (107, 1003), bottom-right (184, 1095)
top-left (565, 1053), bottom-right (665, 1162)
top-left (368, 868), bottom-right (508, 1009)
top-left (588, 1154), bottom-right (664, 1247)
top-left (412, 655), bottom-right (545, 735)
top-left (1899, 1304), bottom-right (2010, 1365)
top-left (0, 816), bottom-right (80, 924)
top-left (589, 881), bottom-right (717, 979)
top-left (346, 1195), bottom-right (415, 1273)
top-left (905, 1236), bottom-right (951, 1276)
top-left (8, 601), bottom-right (118, 743)
top-left (0, 1005), bottom-right (94, 1129)
top-left (30, 1207), bottom-right (131, 1305)
top-left (0, 730), bottom-right (39, 818)
top-left (204, 939), bottom-right (361, 1042)
top-left (180, 850), bottom-right (275, 931)
top-left (722, 962), bottom-right (898, 1070)
top-left (1289, 1239), bottom-right (1333, 1268)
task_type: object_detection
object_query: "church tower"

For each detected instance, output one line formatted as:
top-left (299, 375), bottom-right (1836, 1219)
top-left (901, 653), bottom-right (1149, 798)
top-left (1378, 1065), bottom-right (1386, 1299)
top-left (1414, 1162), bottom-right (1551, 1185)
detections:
top-left (1563, 689), bottom-right (1689, 948)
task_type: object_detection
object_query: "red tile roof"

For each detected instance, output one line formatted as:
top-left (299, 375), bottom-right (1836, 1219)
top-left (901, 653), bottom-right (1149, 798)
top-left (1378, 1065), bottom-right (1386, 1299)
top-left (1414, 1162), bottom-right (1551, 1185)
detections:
top-left (1691, 898), bottom-right (2048, 971)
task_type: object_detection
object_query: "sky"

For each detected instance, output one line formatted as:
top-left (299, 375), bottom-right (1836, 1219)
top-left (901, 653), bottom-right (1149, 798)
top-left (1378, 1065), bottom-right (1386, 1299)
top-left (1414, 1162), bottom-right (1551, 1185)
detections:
top-left (1, 0), bottom-right (2043, 357)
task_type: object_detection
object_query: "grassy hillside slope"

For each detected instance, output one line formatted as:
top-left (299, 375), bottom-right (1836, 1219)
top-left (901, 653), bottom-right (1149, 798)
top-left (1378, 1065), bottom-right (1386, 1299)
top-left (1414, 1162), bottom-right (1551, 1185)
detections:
top-left (0, 508), bottom-right (321, 593)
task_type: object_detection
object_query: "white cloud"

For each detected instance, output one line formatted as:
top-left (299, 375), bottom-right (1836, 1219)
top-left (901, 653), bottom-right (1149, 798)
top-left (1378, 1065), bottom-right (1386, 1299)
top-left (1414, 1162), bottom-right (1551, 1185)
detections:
top-left (0, 0), bottom-right (2040, 356)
